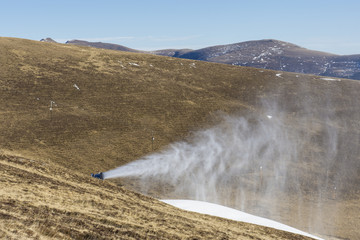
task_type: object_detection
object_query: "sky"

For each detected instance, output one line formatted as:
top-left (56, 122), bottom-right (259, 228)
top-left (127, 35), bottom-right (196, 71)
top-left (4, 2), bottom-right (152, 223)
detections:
top-left (1, 0), bottom-right (359, 55)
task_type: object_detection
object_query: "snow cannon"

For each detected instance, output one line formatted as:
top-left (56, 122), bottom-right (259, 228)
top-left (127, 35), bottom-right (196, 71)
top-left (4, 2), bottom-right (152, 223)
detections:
top-left (91, 172), bottom-right (104, 180)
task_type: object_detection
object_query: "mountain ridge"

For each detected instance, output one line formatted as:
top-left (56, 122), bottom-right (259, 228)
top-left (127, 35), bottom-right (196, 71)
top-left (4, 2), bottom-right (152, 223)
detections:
top-left (65, 39), bottom-right (140, 52)
top-left (61, 38), bottom-right (360, 80)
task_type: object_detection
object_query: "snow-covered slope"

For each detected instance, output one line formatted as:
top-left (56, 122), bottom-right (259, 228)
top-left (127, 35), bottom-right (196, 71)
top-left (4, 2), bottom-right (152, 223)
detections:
top-left (162, 200), bottom-right (323, 240)
top-left (174, 39), bottom-right (360, 80)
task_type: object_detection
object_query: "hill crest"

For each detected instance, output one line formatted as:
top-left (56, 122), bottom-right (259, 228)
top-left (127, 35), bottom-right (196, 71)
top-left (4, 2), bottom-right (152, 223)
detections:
top-left (66, 39), bottom-right (140, 52)
top-left (59, 38), bottom-right (360, 80)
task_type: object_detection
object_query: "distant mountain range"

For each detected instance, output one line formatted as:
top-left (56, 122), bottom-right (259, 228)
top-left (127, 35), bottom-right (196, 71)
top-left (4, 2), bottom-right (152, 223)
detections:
top-left (47, 38), bottom-right (360, 80)
top-left (40, 37), bottom-right (57, 43)
top-left (65, 39), bottom-right (141, 53)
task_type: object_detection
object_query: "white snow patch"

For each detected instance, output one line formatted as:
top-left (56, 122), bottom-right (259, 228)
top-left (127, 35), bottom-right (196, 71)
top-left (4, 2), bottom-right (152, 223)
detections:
top-left (118, 61), bottom-right (126, 68)
top-left (73, 84), bottom-right (80, 90)
top-left (189, 63), bottom-right (196, 68)
top-left (276, 73), bottom-right (282, 78)
top-left (267, 115), bottom-right (273, 119)
top-left (129, 62), bottom-right (140, 67)
top-left (321, 78), bottom-right (341, 82)
top-left (161, 200), bottom-right (323, 240)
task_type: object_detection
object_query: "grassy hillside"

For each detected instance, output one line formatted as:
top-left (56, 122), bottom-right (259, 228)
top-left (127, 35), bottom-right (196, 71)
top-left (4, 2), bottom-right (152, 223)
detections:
top-left (0, 37), bottom-right (270, 174)
top-left (2, 152), bottom-right (313, 239)
top-left (1, 37), bottom-right (359, 239)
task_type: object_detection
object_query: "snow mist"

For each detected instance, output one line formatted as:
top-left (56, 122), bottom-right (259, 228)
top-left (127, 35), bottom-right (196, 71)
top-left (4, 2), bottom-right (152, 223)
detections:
top-left (103, 79), bottom-right (360, 237)
top-left (104, 110), bottom-right (300, 202)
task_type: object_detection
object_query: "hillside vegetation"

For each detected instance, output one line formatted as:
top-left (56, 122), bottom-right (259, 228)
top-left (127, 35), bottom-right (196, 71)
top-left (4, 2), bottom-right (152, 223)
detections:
top-left (1, 37), bottom-right (359, 239)
top-left (2, 152), bottom-right (314, 239)
top-left (0, 37), bottom-right (275, 174)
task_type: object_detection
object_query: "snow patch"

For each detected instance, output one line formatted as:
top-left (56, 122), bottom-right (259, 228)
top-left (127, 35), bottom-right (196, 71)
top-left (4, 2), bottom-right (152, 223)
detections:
top-left (161, 200), bottom-right (323, 240)
top-left (129, 62), bottom-right (140, 67)
top-left (321, 78), bottom-right (341, 82)
top-left (73, 84), bottom-right (80, 90)
top-left (118, 61), bottom-right (126, 68)
top-left (276, 73), bottom-right (282, 78)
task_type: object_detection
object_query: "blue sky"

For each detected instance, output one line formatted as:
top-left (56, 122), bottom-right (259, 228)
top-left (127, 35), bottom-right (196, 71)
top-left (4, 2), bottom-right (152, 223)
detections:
top-left (1, 0), bottom-right (359, 54)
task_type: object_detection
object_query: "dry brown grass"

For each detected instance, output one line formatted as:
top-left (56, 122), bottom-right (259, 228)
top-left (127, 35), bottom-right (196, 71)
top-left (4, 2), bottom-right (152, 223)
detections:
top-left (0, 153), bottom-right (314, 240)
top-left (1, 37), bottom-right (287, 176)
top-left (0, 37), bottom-right (359, 239)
